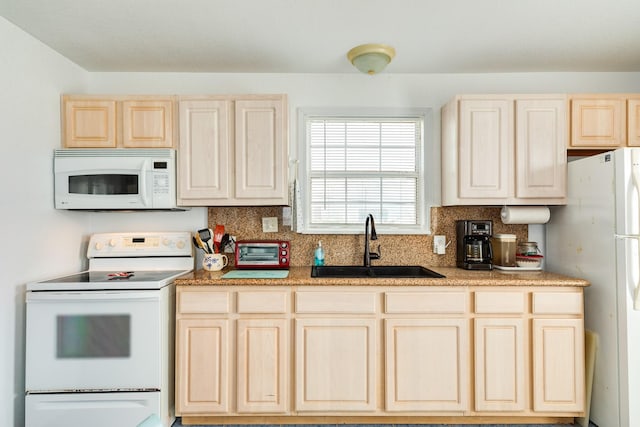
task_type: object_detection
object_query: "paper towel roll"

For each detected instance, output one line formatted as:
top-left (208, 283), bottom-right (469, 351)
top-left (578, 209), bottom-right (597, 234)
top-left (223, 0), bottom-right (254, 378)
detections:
top-left (500, 206), bottom-right (550, 224)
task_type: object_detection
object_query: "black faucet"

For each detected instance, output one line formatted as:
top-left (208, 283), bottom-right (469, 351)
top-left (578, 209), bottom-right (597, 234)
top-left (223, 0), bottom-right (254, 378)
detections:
top-left (364, 214), bottom-right (381, 267)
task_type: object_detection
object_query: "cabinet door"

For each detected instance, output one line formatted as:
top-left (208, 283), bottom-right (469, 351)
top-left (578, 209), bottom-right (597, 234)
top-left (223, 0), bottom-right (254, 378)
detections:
top-left (474, 318), bottom-right (526, 412)
top-left (63, 99), bottom-right (117, 148)
top-left (570, 96), bottom-right (626, 147)
top-left (458, 99), bottom-right (513, 199)
top-left (177, 99), bottom-right (232, 204)
top-left (532, 318), bottom-right (585, 413)
top-left (515, 98), bottom-right (566, 198)
top-left (121, 100), bottom-right (174, 148)
top-left (234, 98), bottom-right (288, 204)
top-left (628, 99), bottom-right (640, 146)
top-left (176, 318), bottom-right (229, 414)
top-left (237, 318), bottom-right (288, 413)
top-left (385, 318), bottom-right (469, 412)
top-left (295, 318), bottom-right (376, 412)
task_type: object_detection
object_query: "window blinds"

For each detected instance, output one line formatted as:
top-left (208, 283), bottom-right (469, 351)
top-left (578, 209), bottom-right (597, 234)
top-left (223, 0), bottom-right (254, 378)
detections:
top-left (308, 118), bottom-right (421, 226)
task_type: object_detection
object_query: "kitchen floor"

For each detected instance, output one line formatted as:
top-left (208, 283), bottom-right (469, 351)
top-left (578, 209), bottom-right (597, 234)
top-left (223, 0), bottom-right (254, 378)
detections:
top-left (171, 421), bottom-right (592, 427)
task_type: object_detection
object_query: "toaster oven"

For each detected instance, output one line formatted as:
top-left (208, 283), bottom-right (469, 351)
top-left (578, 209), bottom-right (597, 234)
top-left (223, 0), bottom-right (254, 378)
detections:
top-left (235, 240), bottom-right (290, 269)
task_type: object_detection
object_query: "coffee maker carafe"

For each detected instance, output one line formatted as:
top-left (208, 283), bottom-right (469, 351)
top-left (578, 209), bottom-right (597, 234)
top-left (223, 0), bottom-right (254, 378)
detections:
top-left (456, 220), bottom-right (493, 270)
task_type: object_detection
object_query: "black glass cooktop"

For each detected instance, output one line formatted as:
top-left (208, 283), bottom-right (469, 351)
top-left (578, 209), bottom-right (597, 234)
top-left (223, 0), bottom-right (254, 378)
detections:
top-left (42, 270), bottom-right (186, 284)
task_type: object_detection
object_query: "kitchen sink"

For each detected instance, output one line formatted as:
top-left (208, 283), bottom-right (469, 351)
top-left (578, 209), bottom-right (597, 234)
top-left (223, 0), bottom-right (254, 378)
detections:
top-left (311, 265), bottom-right (445, 278)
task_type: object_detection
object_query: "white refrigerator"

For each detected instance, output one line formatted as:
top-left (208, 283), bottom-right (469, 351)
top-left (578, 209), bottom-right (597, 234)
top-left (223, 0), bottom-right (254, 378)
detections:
top-left (546, 148), bottom-right (640, 427)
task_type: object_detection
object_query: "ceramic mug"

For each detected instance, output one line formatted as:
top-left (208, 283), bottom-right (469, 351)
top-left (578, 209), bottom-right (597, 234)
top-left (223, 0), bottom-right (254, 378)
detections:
top-left (202, 253), bottom-right (228, 271)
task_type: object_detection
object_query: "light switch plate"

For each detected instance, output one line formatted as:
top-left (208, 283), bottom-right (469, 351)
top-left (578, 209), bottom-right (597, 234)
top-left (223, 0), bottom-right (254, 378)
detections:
top-left (262, 217), bottom-right (278, 233)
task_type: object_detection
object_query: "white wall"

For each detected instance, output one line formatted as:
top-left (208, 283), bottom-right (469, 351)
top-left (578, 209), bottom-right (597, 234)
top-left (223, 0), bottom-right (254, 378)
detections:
top-left (0, 17), bottom-right (87, 426)
top-left (5, 16), bottom-right (640, 427)
top-left (0, 18), bottom-right (206, 427)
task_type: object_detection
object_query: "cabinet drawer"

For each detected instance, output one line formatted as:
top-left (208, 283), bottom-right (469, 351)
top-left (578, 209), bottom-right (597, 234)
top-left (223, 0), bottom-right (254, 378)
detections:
top-left (475, 291), bottom-right (526, 314)
top-left (237, 291), bottom-right (288, 314)
top-left (178, 290), bottom-right (230, 314)
top-left (295, 291), bottom-right (376, 314)
top-left (532, 291), bottom-right (583, 315)
top-left (385, 291), bottom-right (466, 314)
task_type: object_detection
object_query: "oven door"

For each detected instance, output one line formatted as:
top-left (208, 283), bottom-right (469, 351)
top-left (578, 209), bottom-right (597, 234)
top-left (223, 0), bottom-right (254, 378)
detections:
top-left (26, 290), bottom-right (163, 392)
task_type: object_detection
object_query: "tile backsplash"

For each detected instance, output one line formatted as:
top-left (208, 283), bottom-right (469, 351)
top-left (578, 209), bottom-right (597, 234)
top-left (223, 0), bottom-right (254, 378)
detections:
top-left (208, 206), bottom-right (527, 267)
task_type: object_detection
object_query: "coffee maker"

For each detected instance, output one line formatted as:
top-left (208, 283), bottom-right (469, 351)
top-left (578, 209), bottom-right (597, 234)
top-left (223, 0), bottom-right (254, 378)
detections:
top-left (456, 220), bottom-right (493, 270)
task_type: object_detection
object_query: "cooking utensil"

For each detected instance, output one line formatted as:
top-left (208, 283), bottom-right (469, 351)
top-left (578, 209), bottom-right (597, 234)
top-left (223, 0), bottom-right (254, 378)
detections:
top-left (220, 233), bottom-right (230, 253)
top-left (208, 228), bottom-right (214, 252)
top-left (213, 225), bottom-right (225, 253)
top-left (198, 228), bottom-right (214, 254)
top-left (194, 233), bottom-right (210, 254)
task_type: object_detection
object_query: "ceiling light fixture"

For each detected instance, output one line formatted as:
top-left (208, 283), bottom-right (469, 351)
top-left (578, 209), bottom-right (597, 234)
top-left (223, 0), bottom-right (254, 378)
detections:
top-left (347, 43), bottom-right (396, 75)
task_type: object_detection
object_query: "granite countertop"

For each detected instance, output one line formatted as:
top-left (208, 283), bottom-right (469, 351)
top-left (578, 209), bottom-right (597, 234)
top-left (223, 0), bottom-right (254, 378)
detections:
top-left (175, 266), bottom-right (590, 287)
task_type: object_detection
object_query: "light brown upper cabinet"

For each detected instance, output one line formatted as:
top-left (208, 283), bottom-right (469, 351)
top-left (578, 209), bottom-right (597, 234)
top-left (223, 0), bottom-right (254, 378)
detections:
top-left (629, 98), bottom-right (640, 146)
top-left (177, 95), bottom-right (289, 206)
top-left (441, 94), bottom-right (567, 206)
top-left (569, 94), bottom-right (640, 149)
top-left (62, 95), bottom-right (175, 148)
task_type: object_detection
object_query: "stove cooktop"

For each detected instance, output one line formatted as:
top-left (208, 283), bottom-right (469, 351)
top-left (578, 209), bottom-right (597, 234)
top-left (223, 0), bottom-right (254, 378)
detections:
top-left (27, 269), bottom-right (190, 291)
top-left (43, 270), bottom-right (186, 283)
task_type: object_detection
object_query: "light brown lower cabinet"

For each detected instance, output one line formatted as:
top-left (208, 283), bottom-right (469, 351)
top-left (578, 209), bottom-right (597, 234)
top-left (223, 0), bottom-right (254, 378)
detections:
top-left (531, 290), bottom-right (586, 413)
top-left (176, 317), bottom-right (229, 414)
top-left (236, 318), bottom-right (288, 413)
top-left (385, 318), bottom-right (469, 412)
top-left (474, 317), bottom-right (526, 412)
top-left (384, 290), bottom-right (469, 412)
top-left (176, 286), bottom-right (585, 423)
top-left (474, 290), bottom-right (527, 413)
top-left (295, 317), bottom-right (377, 412)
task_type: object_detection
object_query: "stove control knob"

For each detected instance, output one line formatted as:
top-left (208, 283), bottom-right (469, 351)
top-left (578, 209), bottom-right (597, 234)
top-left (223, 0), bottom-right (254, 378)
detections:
top-left (176, 240), bottom-right (186, 249)
top-left (109, 239), bottom-right (117, 247)
top-left (95, 242), bottom-right (104, 251)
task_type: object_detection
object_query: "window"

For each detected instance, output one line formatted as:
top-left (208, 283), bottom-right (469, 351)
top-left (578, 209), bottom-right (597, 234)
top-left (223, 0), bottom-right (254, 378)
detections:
top-left (297, 109), bottom-right (433, 234)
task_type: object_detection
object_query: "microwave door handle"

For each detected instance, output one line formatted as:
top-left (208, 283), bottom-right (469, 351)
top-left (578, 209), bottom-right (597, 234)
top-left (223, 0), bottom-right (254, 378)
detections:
top-left (140, 160), bottom-right (150, 207)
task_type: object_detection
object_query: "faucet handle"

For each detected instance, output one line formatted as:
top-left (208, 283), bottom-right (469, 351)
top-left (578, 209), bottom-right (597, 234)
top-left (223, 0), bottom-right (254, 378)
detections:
top-left (370, 245), bottom-right (381, 260)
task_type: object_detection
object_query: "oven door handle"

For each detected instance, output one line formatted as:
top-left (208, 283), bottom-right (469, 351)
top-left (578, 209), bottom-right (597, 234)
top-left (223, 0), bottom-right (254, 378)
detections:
top-left (26, 291), bottom-right (161, 302)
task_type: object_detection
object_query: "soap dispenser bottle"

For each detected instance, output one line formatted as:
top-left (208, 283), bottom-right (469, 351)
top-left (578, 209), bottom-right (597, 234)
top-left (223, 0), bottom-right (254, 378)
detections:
top-left (314, 241), bottom-right (325, 266)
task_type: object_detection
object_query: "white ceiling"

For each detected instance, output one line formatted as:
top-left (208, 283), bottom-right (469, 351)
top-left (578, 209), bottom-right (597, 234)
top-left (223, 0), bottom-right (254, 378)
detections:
top-left (2, 0), bottom-right (640, 74)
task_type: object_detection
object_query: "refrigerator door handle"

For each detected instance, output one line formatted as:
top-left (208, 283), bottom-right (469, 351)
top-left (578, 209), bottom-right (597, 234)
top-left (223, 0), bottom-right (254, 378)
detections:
top-left (632, 150), bottom-right (640, 233)
top-left (636, 238), bottom-right (640, 310)
top-left (616, 234), bottom-right (640, 310)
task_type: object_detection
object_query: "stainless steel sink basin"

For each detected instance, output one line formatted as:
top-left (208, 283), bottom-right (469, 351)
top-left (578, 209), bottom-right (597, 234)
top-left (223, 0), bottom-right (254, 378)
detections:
top-left (311, 265), bottom-right (445, 278)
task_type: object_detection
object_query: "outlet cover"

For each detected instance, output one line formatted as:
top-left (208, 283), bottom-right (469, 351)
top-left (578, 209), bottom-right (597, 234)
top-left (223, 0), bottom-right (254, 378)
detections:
top-left (433, 235), bottom-right (446, 254)
top-left (262, 217), bottom-right (278, 233)
top-left (282, 206), bottom-right (292, 226)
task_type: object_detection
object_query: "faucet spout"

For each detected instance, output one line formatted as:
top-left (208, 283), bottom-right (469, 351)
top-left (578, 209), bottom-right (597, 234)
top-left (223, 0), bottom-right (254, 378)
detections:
top-left (364, 214), bottom-right (381, 267)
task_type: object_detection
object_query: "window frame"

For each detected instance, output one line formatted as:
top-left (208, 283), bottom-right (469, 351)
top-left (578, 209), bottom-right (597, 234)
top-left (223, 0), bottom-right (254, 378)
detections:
top-left (296, 107), bottom-right (434, 235)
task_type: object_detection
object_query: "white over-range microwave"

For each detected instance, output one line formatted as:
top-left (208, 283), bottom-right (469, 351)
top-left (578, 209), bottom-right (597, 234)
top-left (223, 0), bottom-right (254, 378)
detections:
top-left (54, 148), bottom-right (185, 210)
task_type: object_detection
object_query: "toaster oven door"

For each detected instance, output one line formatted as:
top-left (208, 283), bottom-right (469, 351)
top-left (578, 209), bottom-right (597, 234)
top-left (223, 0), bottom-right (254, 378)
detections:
top-left (236, 244), bottom-right (281, 268)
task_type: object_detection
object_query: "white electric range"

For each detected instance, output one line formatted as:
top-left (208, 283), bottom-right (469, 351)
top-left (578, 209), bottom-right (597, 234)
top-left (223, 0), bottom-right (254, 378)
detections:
top-left (25, 231), bottom-right (194, 427)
